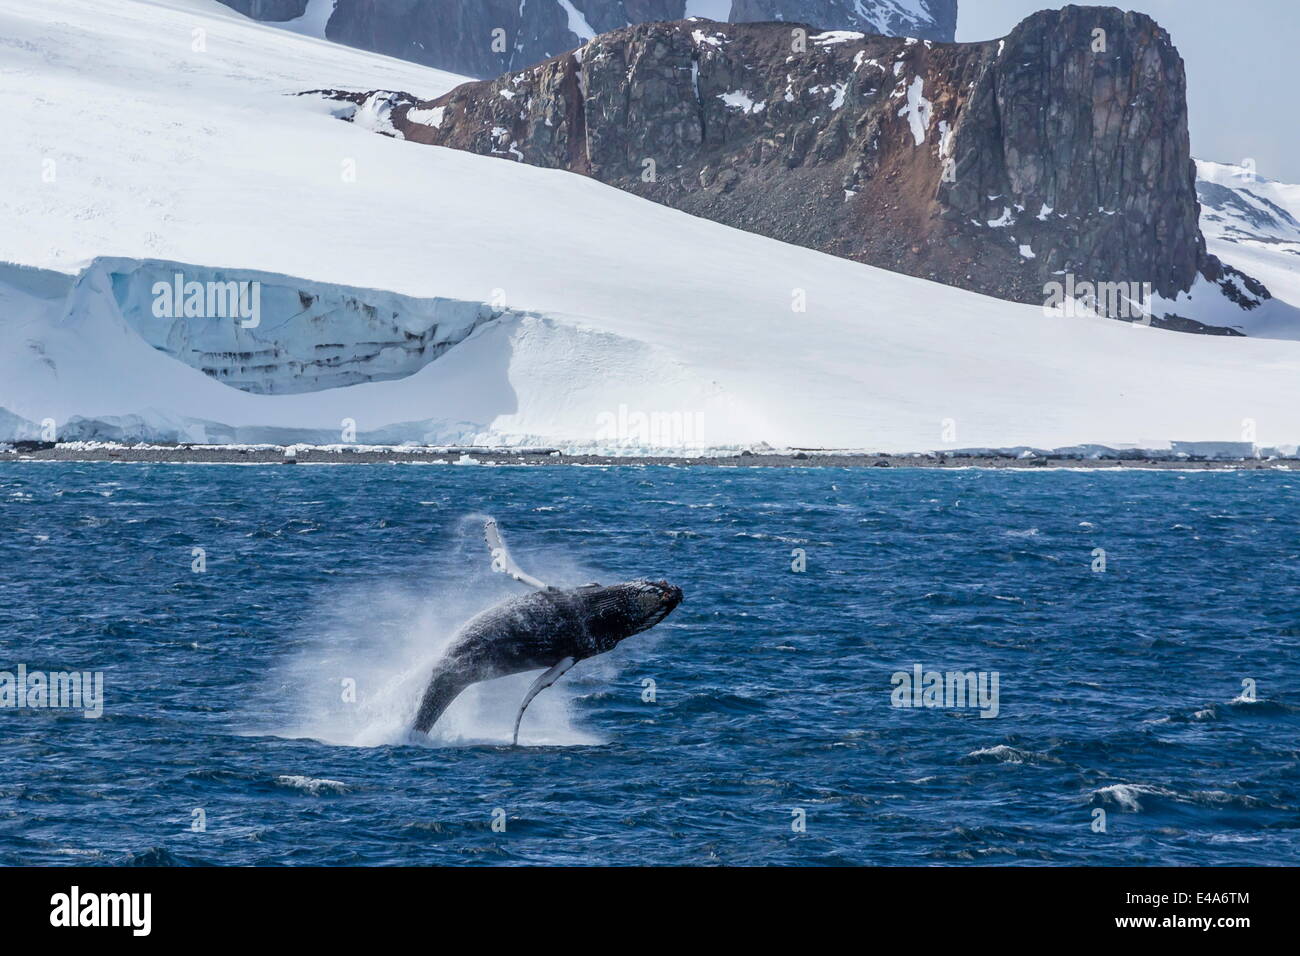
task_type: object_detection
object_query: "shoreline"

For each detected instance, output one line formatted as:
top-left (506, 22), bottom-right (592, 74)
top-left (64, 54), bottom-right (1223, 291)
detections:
top-left (2, 444), bottom-right (1297, 470)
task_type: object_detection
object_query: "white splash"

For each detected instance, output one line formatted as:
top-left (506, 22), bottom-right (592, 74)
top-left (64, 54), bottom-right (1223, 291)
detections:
top-left (246, 518), bottom-right (607, 748)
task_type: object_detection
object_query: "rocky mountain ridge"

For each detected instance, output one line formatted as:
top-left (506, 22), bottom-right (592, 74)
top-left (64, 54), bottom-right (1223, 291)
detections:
top-left (308, 7), bottom-right (1264, 331)
top-left (217, 0), bottom-right (957, 77)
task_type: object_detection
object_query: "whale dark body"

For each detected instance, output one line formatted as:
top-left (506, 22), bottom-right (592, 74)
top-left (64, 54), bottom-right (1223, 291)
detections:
top-left (413, 579), bottom-right (683, 736)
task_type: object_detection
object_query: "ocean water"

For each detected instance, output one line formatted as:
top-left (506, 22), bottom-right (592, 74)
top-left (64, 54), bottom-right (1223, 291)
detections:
top-left (0, 462), bottom-right (1297, 866)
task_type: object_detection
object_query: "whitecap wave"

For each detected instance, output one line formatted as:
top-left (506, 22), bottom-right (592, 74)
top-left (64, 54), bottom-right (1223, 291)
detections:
top-left (274, 775), bottom-right (348, 795)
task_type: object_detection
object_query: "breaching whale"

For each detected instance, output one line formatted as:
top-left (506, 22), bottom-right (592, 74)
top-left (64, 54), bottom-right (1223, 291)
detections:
top-left (412, 518), bottom-right (683, 743)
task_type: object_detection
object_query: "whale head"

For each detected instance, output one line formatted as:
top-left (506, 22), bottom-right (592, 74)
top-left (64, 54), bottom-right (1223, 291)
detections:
top-left (628, 579), bottom-right (683, 630)
top-left (577, 579), bottom-right (683, 651)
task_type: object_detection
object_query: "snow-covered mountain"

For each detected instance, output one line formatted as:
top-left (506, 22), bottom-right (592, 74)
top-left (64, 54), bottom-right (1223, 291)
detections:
top-left (1178, 161), bottom-right (1300, 340)
top-left (215, 0), bottom-right (958, 77)
top-left (1198, 161), bottom-right (1300, 251)
top-left (2, 0), bottom-right (1299, 453)
top-left (730, 1), bottom-right (957, 41)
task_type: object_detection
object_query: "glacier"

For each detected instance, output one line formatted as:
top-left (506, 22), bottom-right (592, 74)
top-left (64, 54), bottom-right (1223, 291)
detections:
top-left (87, 258), bottom-right (499, 394)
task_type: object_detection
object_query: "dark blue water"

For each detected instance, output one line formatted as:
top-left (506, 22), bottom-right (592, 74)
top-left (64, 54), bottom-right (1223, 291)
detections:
top-left (1, 462), bottom-right (1297, 866)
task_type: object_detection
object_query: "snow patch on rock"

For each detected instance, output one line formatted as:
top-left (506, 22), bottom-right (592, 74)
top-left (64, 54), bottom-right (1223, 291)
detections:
top-left (896, 75), bottom-right (932, 145)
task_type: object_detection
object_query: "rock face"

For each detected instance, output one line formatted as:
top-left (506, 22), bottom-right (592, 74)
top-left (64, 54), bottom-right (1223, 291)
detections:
top-left (217, 1), bottom-right (956, 77)
top-left (938, 6), bottom-right (1205, 303)
top-left (218, 0), bottom-right (308, 20)
top-left (320, 8), bottom-right (1223, 324)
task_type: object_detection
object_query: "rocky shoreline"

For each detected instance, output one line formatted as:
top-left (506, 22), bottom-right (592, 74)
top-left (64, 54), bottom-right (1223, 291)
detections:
top-left (2, 444), bottom-right (1295, 470)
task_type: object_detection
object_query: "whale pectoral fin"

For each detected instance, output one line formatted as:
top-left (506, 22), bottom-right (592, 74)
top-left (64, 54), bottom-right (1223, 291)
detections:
top-left (512, 656), bottom-right (576, 746)
top-left (484, 517), bottom-right (548, 590)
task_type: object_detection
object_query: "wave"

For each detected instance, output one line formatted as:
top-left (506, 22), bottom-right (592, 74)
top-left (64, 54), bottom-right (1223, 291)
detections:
top-left (274, 775), bottom-right (348, 796)
top-left (962, 744), bottom-right (1059, 766)
top-left (1088, 783), bottom-right (1270, 813)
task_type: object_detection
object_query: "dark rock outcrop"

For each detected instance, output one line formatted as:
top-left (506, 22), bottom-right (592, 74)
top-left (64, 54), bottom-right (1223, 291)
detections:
top-left (937, 6), bottom-right (1204, 302)
top-left (219, 1), bottom-right (956, 77)
top-left (326, 0), bottom-right (684, 78)
top-left (218, 0), bottom-right (308, 20)
top-left (316, 7), bottom-right (1230, 326)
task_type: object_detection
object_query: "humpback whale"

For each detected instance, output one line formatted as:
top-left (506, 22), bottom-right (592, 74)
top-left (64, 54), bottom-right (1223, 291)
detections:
top-left (412, 519), bottom-right (683, 743)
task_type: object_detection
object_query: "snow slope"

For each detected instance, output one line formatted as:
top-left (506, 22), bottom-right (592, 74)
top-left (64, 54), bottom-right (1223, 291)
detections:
top-left (2, 0), bottom-right (1300, 452)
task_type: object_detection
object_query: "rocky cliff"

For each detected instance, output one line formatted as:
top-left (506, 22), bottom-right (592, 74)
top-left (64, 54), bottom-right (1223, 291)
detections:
top-left (218, 0), bottom-right (309, 20)
top-left (218, 0), bottom-right (957, 77)
top-left (310, 7), bottom-right (1241, 328)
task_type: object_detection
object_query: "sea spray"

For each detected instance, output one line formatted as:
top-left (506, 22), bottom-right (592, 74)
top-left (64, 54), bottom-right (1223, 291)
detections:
top-left (243, 517), bottom-right (606, 747)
